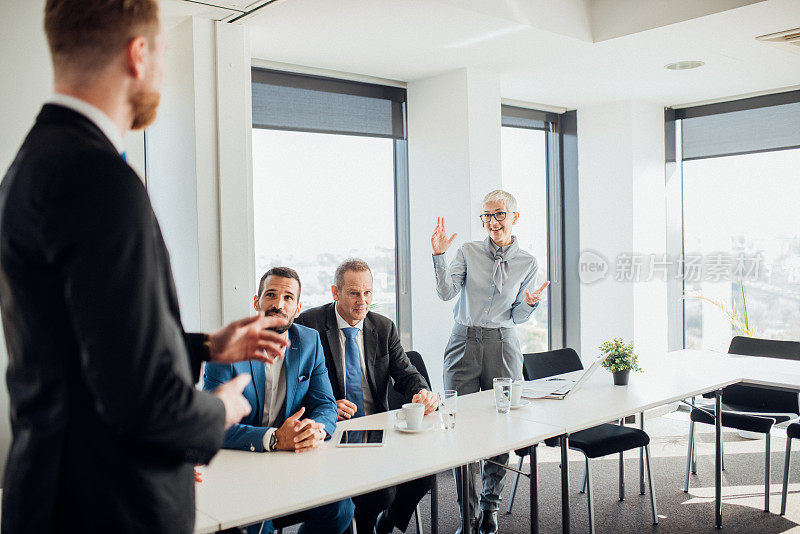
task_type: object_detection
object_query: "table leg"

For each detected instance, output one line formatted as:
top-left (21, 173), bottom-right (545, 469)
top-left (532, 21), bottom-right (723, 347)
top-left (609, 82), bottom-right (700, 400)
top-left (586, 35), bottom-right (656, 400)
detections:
top-left (715, 390), bottom-right (722, 529)
top-left (530, 444), bottom-right (538, 534)
top-left (640, 411), bottom-right (646, 495)
top-left (461, 464), bottom-right (470, 534)
top-left (561, 434), bottom-right (570, 534)
top-left (431, 473), bottom-right (438, 534)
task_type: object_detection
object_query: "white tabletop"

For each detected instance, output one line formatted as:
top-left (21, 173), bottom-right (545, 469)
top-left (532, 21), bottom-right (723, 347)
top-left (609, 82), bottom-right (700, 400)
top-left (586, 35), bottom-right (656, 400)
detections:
top-left (194, 509), bottom-right (220, 534)
top-left (510, 349), bottom-right (744, 433)
top-left (193, 348), bottom-right (800, 532)
top-left (196, 403), bottom-right (562, 530)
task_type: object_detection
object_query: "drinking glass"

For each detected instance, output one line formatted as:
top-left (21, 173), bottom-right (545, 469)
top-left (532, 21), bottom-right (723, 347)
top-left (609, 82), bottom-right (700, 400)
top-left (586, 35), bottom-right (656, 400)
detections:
top-left (493, 377), bottom-right (512, 413)
top-left (439, 390), bottom-right (457, 429)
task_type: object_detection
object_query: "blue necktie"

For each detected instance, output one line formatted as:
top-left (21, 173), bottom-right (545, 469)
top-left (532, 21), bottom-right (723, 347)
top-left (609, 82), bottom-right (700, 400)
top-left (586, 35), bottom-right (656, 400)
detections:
top-left (121, 151), bottom-right (127, 162)
top-left (343, 327), bottom-right (365, 418)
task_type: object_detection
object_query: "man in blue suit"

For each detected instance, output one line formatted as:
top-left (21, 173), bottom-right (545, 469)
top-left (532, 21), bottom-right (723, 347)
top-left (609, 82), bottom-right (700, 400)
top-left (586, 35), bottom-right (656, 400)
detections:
top-left (203, 267), bottom-right (354, 534)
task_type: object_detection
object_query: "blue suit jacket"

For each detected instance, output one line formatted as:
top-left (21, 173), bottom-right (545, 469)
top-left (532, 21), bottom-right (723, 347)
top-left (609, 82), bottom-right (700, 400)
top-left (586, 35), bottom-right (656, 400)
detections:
top-left (202, 323), bottom-right (338, 451)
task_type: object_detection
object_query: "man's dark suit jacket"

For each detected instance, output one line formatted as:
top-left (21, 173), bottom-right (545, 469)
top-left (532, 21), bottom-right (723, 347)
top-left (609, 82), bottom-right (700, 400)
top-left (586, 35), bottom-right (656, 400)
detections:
top-left (0, 105), bottom-right (225, 533)
top-left (295, 303), bottom-right (427, 411)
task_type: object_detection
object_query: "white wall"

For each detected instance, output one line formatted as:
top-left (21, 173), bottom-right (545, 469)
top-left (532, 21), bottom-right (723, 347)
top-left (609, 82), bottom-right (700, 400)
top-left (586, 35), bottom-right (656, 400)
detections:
top-left (577, 101), bottom-right (667, 360)
top-left (1, 0), bottom-right (51, 176)
top-left (631, 102), bottom-right (669, 357)
top-left (407, 68), bottom-right (502, 391)
top-left (146, 16), bottom-right (224, 332)
top-left (216, 23), bottom-right (255, 324)
top-left (147, 18), bottom-right (202, 330)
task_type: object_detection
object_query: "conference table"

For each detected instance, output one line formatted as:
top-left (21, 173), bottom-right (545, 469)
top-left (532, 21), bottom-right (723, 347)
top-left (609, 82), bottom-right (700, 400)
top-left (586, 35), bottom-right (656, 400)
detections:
top-left (194, 349), bottom-right (800, 533)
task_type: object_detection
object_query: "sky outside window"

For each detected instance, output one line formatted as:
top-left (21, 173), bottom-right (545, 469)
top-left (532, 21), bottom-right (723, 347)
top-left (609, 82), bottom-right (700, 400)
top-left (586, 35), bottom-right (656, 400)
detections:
top-left (252, 129), bottom-right (397, 322)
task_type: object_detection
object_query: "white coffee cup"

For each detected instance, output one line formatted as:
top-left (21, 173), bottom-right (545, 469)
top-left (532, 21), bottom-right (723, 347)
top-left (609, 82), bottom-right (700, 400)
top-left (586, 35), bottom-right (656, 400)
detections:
top-left (511, 380), bottom-right (523, 406)
top-left (396, 402), bottom-right (425, 430)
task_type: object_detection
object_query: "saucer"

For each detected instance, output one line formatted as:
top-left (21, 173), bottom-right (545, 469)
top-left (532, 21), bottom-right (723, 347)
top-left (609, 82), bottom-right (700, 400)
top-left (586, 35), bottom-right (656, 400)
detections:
top-left (395, 420), bottom-right (435, 433)
top-left (510, 400), bottom-right (531, 409)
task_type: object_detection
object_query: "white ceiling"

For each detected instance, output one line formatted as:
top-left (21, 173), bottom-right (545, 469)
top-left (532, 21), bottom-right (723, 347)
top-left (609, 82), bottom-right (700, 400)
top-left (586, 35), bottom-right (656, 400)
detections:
top-left (174, 0), bottom-right (800, 109)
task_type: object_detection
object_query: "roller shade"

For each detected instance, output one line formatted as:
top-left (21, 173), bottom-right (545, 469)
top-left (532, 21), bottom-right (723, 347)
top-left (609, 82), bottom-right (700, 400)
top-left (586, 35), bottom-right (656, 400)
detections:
top-left (677, 91), bottom-right (800, 160)
top-left (501, 105), bottom-right (558, 131)
top-left (252, 68), bottom-right (406, 139)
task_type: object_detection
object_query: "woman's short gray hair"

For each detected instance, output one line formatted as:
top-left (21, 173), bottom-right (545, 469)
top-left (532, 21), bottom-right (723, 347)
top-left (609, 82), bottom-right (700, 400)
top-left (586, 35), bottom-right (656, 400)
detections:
top-left (482, 189), bottom-right (518, 213)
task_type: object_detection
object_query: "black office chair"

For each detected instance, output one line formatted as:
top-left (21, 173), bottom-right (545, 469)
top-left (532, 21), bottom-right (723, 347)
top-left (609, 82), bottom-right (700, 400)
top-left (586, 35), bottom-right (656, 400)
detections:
top-left (781, 422), bottom-right (799, 515)
top-left (387, 351), bottom-right (432, 411)
top-left (508, 349), bottom-right (585, 513)
top-left (505, 349), bottom-right (657, 534)
top-left (684, 336), bottom-right (800, 512)
top-left (385, 351), bottom-right (437, 534)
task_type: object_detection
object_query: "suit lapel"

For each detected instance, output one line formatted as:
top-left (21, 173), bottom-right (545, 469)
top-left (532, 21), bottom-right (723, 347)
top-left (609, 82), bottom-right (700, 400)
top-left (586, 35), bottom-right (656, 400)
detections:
top-left (283, 327), bottom-right (300, 423)
top-left (325, 304), bottom-right (345, 397)
top-left (249, 360), bottom-right (266, 425)
top-left (363, 314), bottom-right (379, 401)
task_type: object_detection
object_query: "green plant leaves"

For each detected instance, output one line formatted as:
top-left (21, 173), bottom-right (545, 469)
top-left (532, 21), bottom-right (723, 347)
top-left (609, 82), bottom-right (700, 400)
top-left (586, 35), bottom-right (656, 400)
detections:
top-left (599, 338), bottom-right (642, 373)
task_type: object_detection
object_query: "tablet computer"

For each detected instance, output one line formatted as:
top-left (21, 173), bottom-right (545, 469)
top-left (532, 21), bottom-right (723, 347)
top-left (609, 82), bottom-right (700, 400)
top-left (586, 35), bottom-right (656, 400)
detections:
top-left (337, 429), bottom-right (385, 447)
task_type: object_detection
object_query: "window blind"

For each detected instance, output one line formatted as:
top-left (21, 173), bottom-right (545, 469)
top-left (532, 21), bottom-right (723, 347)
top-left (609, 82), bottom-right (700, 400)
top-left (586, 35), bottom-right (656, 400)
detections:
top-left (251, 68), bottom-right (406, 139)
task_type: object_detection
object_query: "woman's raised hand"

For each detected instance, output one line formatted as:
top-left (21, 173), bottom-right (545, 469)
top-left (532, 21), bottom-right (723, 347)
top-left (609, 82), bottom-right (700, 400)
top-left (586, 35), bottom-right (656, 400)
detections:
top-left (431, 217), bottom-right (458, 255)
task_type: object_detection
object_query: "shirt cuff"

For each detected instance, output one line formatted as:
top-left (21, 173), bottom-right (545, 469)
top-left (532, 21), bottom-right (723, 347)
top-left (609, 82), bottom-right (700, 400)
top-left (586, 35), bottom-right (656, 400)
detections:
top-left (432, 253), bottom-right (447, 266)
top-left (262, 427), bottom-right (277, 452)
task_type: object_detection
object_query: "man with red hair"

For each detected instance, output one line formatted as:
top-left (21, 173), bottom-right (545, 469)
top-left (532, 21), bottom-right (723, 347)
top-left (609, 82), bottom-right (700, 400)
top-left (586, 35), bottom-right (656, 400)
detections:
top-left (0, 1), bottom-right (288, 531)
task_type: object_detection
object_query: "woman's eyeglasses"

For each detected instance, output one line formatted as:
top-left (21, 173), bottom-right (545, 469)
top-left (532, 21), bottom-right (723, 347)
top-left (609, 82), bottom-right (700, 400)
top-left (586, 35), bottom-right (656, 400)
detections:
top-left (479, 212), bottom-right (508, 223)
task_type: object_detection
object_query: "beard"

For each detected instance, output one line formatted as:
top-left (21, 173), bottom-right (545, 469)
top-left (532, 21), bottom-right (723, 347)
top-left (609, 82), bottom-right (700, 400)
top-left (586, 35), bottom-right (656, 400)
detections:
top-left (265, 308), bottom-right (293, 334)
top-left (130, 89), bottom-right (161, 130)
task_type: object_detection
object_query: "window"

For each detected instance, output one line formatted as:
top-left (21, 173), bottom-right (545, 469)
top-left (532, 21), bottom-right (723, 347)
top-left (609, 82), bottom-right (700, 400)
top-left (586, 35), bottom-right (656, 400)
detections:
top-left (667, 91), bottom-right (800, 351)
top-left (500, 105), bottom-right (566, 353)
top-left (682, 149), bottom-right (800, 350)
top-left (501, 126), bottom-right (549, 353)
top-left (251, 69), bottom-right (409, 333)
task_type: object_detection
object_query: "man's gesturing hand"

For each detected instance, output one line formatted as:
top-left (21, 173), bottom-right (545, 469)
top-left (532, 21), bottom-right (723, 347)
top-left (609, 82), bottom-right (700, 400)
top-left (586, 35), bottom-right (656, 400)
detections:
top-left (213, 374), bottom-right (252, 429)
top-left (336, 399), bottom-right (357, 421)
top-left (412, 389), bottom-right (439, 415)
top-left (208, 311), bottom-right (290, 364)
top-left (431, 217), bottom-right (457, 256)
top-left (275, 407), bottom-right (327, 453)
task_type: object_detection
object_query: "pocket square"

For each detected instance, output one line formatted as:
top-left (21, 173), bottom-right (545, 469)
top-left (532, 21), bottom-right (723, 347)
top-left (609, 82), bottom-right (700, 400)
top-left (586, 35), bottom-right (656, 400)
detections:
top-left (298, 375), bottom-right (309, 382)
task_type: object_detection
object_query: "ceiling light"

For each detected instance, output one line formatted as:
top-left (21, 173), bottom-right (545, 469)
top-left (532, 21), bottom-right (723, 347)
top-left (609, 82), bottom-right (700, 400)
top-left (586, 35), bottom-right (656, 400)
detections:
top-left (664, 61), bottom-right (705, 71)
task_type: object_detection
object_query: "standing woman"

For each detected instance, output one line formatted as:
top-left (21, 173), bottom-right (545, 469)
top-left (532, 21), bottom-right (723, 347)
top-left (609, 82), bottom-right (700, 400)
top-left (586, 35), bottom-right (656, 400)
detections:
top-left (431, 189), bottom-right (549, 534)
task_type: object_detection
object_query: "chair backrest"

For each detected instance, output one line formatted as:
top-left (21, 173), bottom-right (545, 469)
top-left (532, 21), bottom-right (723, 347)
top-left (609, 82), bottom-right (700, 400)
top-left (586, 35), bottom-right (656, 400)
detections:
top-left (387, 351), bottom-right (431, 411)
top-left (724, 336), bottom-right (800, 414)
top-left (522, 348), bottom-right (583, 380)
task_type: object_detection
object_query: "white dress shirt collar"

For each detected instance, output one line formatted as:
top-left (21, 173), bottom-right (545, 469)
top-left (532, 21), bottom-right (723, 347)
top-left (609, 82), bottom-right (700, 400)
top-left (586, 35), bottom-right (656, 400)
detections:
top-left (49, 93), bottom-right (126, 155)
top-left (335, 306), bottom-right (364, 331)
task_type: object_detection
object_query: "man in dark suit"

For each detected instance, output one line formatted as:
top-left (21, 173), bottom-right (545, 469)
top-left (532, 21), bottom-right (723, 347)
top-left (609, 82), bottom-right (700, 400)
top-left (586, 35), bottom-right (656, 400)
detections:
top-left (204, 267), bottom-right (354, 534)
top-left (296, 259), bottom-right (438, 534)
top-left (0, 1), bottom-right (289, 532)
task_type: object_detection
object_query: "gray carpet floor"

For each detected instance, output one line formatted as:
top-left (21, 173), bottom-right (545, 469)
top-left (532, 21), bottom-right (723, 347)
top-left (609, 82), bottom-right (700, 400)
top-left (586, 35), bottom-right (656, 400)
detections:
top-left (283, 410), bottom-right (800, 533)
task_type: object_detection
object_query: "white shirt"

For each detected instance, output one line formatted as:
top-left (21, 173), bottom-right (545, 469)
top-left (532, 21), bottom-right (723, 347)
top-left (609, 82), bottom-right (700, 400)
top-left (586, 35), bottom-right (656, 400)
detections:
top-left (262, 333), bottom-right (287, 452)
top-left (261, 351), bottom-right (286, 428)
top-left (48, 93), bottom-right (126, 155)
top-left (335, 307), bottom-right (376, 416)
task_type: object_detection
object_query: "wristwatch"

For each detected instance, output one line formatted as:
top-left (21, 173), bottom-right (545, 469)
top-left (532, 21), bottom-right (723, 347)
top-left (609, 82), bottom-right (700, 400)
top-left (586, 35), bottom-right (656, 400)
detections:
top-left (268, 431), bottom-right (279, 452)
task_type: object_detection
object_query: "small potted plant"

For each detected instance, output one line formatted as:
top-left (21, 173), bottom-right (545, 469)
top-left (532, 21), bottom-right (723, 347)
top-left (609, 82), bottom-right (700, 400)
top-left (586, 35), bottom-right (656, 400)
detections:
top-left (599, 338), bottom-right (642, 385)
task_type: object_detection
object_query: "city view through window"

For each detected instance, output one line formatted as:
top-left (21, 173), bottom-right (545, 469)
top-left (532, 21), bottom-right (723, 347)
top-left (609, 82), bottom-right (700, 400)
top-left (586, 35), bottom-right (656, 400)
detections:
top-left (252, 129), bottom-right (398, 323)
top-left (683, 148), bottom-right (800, 351)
